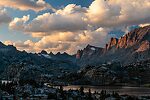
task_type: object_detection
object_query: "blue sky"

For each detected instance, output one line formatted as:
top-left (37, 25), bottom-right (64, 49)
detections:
top-left (46, 0), bottom-right (93, 7)
top-left (0, 0), bottom-right (149, 53)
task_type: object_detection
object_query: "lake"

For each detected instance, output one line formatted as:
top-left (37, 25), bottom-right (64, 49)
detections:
top-left (62, 85), bottom-right (150, 96)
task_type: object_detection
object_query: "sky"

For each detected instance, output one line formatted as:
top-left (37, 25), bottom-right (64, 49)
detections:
top-left (0, 0), bottom-right (150, 54)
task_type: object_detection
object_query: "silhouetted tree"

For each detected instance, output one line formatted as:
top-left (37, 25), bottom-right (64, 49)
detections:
top-left (59, 86), bottom-right (65, 100)
top-left (87, 89), bottom-right (93, 100)
top-left (100, 90), bottom-right (106, 100)
top-left (79, 86), bottom-right (84, 96)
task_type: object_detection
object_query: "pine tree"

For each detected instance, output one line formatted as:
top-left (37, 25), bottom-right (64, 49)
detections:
top-left (79, 86), bottom-right (84, 96)
top-left (59, 86), bottom-right (65, 100)
top-left (88, 89), bottom-right (93, 100)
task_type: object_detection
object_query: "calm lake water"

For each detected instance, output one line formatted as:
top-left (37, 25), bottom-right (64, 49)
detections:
top-left (62, 85), bottom-right (150, 96)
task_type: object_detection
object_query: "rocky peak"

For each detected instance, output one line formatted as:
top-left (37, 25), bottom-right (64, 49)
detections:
top-left (40, 50), bottom-right (48, 54)
top-left (77, 25), bottom-right (150, 66)
top-left (76, 44), bottom-right (103, 59)
top-left (85, 44), bottom-right (101, 51)
top-left (136, 40), bottom-right (150, 52)
top-left (0, 41), bottom-right (6, 48)
top-left (106, 25), bottom-right (150, 49)
top-left (117, 35), bottom-right (128, 48)
top-left (62, 52), bottom-right (69, 56)
top-left (49, 52), bottom-right (54, 56)
top-left (7, 45), bottom-right (17, 50)
top-left (117, 25), bottom-right (150, 48)
top-left (107, 38), bottom-right (118, 50)
top-left (56, 52), bottom-right (61, 56)
top-left (76, 50), bottom-right (83, 59)
top-left (0, 42), bottom-right (17, 52)
top-left (86, 44), bottom-right (93, 48)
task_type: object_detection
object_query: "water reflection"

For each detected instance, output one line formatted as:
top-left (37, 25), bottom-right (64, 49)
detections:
top-left (62, 86), bottom-right (150, 96)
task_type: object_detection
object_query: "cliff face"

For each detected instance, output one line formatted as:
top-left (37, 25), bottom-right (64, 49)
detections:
top-left (76, 44), bottom-right (104, 65)
top-left (106, 38), bottom-right (118, 50)
top-left (76, 50), bottom-right (83, 59)
top-left (117, 26), bottom-right (150, 48)
top-left (106, 25), bottom-right (150, 50)
top-left (77, 25), bottom-right (150, 66)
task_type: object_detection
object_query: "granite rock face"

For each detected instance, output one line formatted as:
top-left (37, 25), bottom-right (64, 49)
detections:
top-left (77, 25), bottom-right (150, 66)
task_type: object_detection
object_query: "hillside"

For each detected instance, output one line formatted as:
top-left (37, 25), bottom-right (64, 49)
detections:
top-left (0, 43), bottom-right (78, 82)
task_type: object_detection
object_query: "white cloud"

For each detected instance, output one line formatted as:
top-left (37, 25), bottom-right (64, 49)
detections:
top-left (25, 4), bottom-right (87, 34)
top-left (87, 0), bottom-right (150, 27)
top-left (0, 0), bottom-right (55, 12)
top-left (5, 27), bottom-right (113, 54)
top-left (10, 0), bottom-right (150, 34)
top-left (7, 0), bottom-right (150, 53)
top-left (9, 15), bottom-right (30, 31)
top-left (4, 40), bottom-right (13, 45)
top-left (9, 4), bottom-right (88, 37)
top-left (139, 23), bottom-right (150, 27)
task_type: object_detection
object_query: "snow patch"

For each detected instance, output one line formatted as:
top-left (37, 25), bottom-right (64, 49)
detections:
top-left (91, 47), bottom-right (96, 50)
top-left (38, 54), bottom-right (41, 56)
top-left (41, 54), bottom-right (52, 59)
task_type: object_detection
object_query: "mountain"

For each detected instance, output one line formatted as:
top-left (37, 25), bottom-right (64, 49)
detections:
top-left (77, 25), bottom-right (150, 66)
top-left (39, 50), bottom-right (77, 64)
top-left (0, 43), bottom-right (78, 81)
top-left (76, 44), bottom-right (103, 59)
top-left (0, 25), bottom-right (150, 85)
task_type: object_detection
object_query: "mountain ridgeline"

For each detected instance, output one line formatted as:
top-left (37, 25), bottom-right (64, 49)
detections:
top-left (0, 43), bottom-right (78, 80)
top-left (0, 25), bottom-right (150, 84)
top-left (0, 25), bottom-right (150, 69)
top-left (76, 25), bottom-right (150, 66)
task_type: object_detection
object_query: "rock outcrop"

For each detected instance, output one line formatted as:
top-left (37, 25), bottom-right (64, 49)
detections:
top-left (77, 25), bottom-right (150, 66)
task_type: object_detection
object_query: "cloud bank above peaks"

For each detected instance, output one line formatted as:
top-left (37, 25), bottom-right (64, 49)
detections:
top-left (7, 0), bottom-right (150, 53)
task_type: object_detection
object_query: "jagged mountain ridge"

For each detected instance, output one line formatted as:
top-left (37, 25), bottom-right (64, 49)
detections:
top-left (0, 25), bottom-right (150, 81)
top-left (77, 25), bottom-right (150, 66)
top-left (0, 43), bottom-right (78, 80)
top-left (39, 50), bottom-right (76, 63)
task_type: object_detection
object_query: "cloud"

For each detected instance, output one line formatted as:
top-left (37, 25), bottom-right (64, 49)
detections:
top-left (9, 4), bottom-right (87, 37)
top-left (87, 0), bottom-right (150, 27)
top-left (0, 0), bottom-right (55, 12)
top-left (0, 8), bottom-right (12, 24)
top-left (5, 27), bottom-right (113, 54)
top-left (4, 40), bottom-right (35, 52)
top-left (9, 15), bottom-right (30, 31)
top-left (139, 23), bottom-right (150, 27)
top-left (4, 40), bottom-right (13, 45)
top-left (26, 4), bottom-right (87, 35)
top-left (10, 0), bottom-right (150, 34)
top-left (7, 0), bottom-right (150, 54)
top-left (34, 28), bottom-right (111, 53)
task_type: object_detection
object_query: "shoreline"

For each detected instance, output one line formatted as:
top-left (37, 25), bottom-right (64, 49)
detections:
top-left (47, 85), bottom-right (150, 96)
